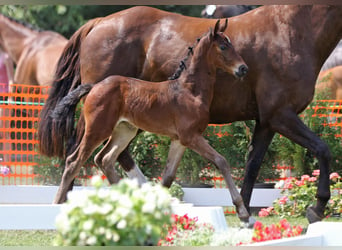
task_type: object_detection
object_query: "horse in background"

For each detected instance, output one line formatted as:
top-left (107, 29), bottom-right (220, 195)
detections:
top-left (321, 40), bottom-right (342, 71)
top-left (0, 14), bottom-right (67, 168)
top-left (201, 5), bottom-right (253, 18)
top-left (50, 20), bottom-right (252, 223)
top-left (0, 14), bottom-right (67, 87)
top-left (316, 65), bottom-right (342, 100)
top-left (38, 5), bottom-right (342, 223)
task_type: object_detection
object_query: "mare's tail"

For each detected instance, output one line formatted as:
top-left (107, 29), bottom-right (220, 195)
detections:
top-left (38, 18), bottom-right (101, 158)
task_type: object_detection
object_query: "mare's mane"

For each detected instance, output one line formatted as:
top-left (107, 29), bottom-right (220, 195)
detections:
top-left (0, 13), bottom-right (42, 32)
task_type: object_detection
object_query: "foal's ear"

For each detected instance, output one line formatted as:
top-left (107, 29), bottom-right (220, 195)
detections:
top-left (209, 27), bottom-right (214, 41)
top-left (214, 19), bottom-right (220, 35)
top-left (213, 18), bottom-right (228, 35)
top-left (220, 18), bottom-right (228, 33)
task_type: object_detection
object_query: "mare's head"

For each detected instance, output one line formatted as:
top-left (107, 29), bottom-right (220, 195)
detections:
top-left (203, 19), bottom-right (248, 79)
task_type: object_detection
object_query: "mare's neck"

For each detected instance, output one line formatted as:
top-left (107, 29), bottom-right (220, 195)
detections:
top-left (179, 44), bottom-right (216, 106)
top-left (310, 6), bottom-right (342, 72)
top-left (0, 15), bottom-right (37, 63)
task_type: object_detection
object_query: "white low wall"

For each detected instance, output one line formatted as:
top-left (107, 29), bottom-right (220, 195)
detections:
top-left (0, 185), bottom-right (281, 231)
top-left (0, 185), bottom-right (342, 246)
top-left (0, 185), bottom-right (282, 206)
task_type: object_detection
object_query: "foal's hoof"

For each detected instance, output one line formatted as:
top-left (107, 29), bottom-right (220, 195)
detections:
top-left (306, 206), bottom-right (324, 224)
top-left (240, 216), bottom-right (256, 229)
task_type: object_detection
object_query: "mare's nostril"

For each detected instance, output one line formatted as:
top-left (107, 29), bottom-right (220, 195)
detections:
top-left (238, 64), bottom-right (248, 77)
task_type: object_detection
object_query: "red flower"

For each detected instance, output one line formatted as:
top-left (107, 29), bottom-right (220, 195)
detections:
top-left (278, 196), bottom-right (288, 205)
top-left (301, 175), bottom-right (310, 181)
top-left (312, 169), bottom-right (320, 176)
top-left (330, 172), bottom-right (340, 181)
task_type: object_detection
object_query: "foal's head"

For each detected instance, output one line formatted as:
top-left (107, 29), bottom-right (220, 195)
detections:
top-left (203, 19), bottom-right (248, 78)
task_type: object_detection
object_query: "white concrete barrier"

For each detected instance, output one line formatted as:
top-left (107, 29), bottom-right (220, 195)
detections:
top-left (0, 186), bottom-right (282, 207)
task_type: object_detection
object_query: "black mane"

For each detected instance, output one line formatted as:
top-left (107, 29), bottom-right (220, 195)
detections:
top-left (168, 38), bottom-right (201, 80)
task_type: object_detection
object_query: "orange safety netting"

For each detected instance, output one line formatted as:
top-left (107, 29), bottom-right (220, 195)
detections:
top-left (0, 83), bottom-right (48, 185)
top-left (1, 83), bottom-right (342, 186)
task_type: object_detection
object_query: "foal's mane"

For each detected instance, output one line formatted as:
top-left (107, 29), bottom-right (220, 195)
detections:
top-left (0, 13), bottom-right (42, 32)
top-left (168, 37), bottom-right (201, 80)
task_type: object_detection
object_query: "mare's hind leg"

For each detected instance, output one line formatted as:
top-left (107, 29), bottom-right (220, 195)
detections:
top-left (184, 135), bottom-right (250, 224)
top-left (161, 140), bottom-right (186, 187)
top-left (94, 122), bottom-right (146, 184)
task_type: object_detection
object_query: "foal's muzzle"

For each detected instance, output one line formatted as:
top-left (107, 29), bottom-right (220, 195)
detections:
top-left (235, 64), bottom-right (248, 78)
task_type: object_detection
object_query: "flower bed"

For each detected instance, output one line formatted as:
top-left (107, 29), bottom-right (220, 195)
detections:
top-left (258, 170), bottom-right (342, 218)
top-left (54, 176), bottom-right (307, 246)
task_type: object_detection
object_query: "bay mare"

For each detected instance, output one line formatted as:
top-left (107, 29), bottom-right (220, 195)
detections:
top-left (38, 5), bottom-right (342, 223)
top-left (0, 14), bottom-right (67, 86)
top-left (50, 21), bottom-right (252, 223)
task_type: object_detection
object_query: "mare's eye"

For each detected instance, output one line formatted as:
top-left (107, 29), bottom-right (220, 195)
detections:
top-left (220, 45), bottom-right (226, 51)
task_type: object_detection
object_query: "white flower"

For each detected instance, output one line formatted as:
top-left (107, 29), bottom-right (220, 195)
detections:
top-left (79, 231), bottom-right (87, 240)
top-left (97, 188), bottom-right (110, 199)
top-left (142, 202), bottom-right (156, 214)
top-left (116, 206), bottom-right (130, 218)
top-left (91, 175), bottom-right (103, 188)
top-left (83, 220), bottom-right (94, 231)
top-left (117, 219), bottom-right (127, 229)
top-left (112, 232), bottom-right (120, 242)
top-left (86, 236), bottom-right (97, 245)
top-left (98, 203), bottom-right (112, 215)
top-left (118, 195), bottom-right (133, 209)
top-left (83, 204), bottom-right (100, 215)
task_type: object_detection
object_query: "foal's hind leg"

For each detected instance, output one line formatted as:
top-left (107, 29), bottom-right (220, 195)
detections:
top-left (94, 122), bottom-right (146, 184)
top-left (184, 135), bottom-right (251, 224)
top-left (54, 137), bottom-right (100, 204)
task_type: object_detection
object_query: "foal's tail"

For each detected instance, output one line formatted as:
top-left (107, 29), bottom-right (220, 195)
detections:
top-left (38, 17), bottom-right (102, 158)
top-left (50, 84), bottom-right (94, 157)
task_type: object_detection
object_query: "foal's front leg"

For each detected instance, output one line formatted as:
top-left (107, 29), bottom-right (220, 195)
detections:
top-left (161, 140), bottom-right (186, 187)
top-left (185, 135), bottom-right (252, 225)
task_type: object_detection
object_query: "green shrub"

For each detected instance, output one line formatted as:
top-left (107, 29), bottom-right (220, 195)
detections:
top-left (54, 177), bottom-right (172, 246)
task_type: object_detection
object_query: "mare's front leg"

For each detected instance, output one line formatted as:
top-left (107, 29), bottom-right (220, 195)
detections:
top-left (240, 121), bottom-right (275, 214)
top-left (161, 140), bottom-right (186, 187)
top-left (269, 109), bottom-right (331, 223)
top-left (185, 135), bottom-right (251, 224)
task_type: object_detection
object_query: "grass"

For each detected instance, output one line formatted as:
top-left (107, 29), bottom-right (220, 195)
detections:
top-left (0, 230), bottom-right (57, 246)
top-left (0, 215), bottom-right (340, 246)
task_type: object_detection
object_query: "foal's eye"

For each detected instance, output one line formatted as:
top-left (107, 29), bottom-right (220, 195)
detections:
top-left (220, 45), bottom-right (226, 51)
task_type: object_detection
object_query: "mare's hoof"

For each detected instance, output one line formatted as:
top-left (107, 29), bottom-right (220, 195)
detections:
top-left (240, 216), bottom-right (256, 229)
top-left (306, 206), bottom-right (324, 224)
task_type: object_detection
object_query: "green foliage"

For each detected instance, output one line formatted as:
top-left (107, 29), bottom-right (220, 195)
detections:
top-left (168, 182), bottom-right (184, 200)
top-left (271, 90), bottom-right (342, 177)
top-left (129, 132), bottom-right (166, 180)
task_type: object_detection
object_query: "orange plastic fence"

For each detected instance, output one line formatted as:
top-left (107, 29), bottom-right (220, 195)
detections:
top-left (0, 83), bottom-right (49, 185)
top-left (1, 84), bottom-right (342, 186)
